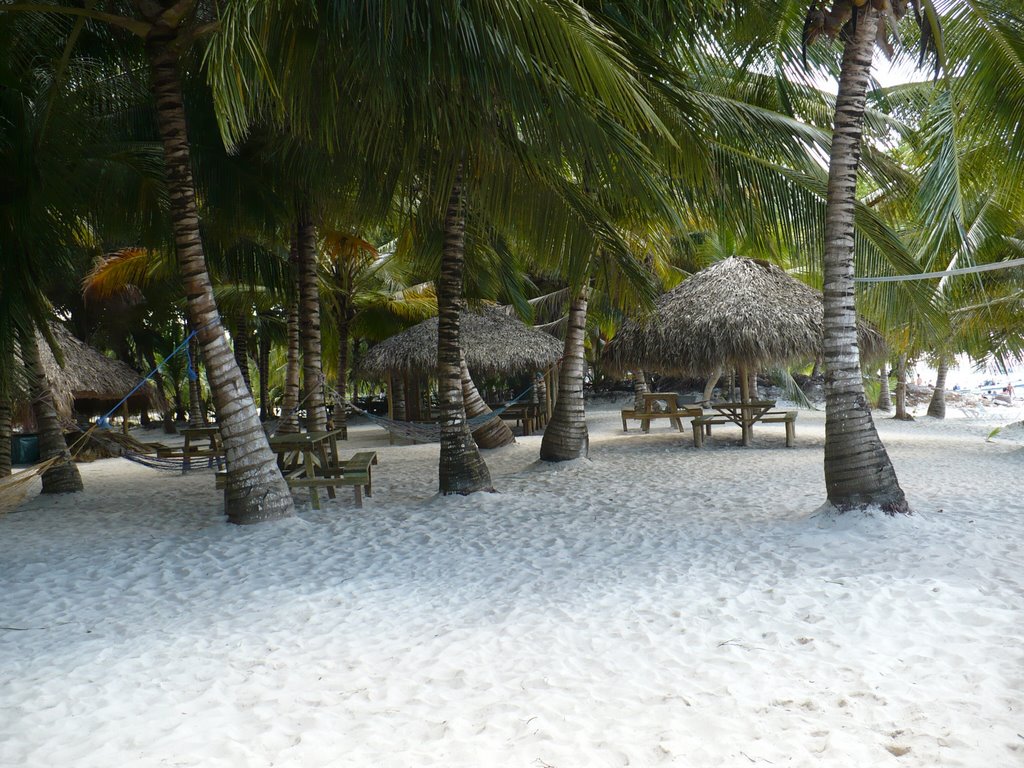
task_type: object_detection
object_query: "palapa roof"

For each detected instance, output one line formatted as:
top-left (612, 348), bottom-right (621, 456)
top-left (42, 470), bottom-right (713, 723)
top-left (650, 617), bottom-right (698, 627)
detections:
top-left (38, 323), bottom-right (166, 417)
top-left (606, 257), bottom-right (886, 377)
top-left (359, 306), bottom-right (563, 379)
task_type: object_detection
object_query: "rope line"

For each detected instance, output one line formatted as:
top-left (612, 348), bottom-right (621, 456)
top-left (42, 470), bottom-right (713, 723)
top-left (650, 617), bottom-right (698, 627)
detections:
top-left (854, 257), bottom-right (1024, 283)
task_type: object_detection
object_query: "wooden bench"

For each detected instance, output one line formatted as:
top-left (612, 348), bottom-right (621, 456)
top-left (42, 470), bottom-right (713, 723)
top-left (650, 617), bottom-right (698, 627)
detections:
top-left (621, 406), bottom-right (701, 433)
top-left (692, 410), bottom-right (797, 448)
top-left (216, 451), bottom-right (378, 508)
top-left (155, 444), bottom-right (225, 472)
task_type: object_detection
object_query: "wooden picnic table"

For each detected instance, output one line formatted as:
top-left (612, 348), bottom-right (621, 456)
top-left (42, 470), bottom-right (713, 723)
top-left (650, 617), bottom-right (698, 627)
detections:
top-left (157, 425), bottom-right (224, 473)
top-left (268, 429), bottom-right (344, 509)
top-left (621, 392), bottom-right (701, 433)
top-left (692, 400), bottom-right (797, 447)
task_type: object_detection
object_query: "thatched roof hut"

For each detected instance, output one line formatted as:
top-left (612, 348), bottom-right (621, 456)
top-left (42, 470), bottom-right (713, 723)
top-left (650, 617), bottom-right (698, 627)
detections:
top-left (606, 257), bottom-right (886, 380)
top-left (359, 306), bottom-right (563, 379)
top-left (37, 324), bottom-right (165, 420)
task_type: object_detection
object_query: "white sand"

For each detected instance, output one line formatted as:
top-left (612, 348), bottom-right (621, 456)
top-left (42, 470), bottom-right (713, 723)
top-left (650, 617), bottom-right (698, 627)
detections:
top-left (1, 402), bottom-right (1022, 767)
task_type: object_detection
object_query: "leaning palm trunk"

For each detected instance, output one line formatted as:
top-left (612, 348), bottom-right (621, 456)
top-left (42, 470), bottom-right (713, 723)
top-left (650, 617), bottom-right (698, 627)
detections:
top-left (146, 35), bottom-right (293, 524)
top-left (703, 369), bottom-right (721, 403)
top-left (877, 366), bottom-right (892, 411)
top-left (21, 331), bottom-right (82, 493)
top-left (0, 391), bottom-right (12, 478)
top-left (461, 354), bottom-right (515, 449)
top-left (297, 215), bottom-right (327, 431)
top-left (821, 8), bottom-right (907, 514)
top-left (437, 168), bottom-right (492, 494)
top-left (540, 287), bottom-right (590, 462)
top-left (927, 357), bottom-right (949, 419)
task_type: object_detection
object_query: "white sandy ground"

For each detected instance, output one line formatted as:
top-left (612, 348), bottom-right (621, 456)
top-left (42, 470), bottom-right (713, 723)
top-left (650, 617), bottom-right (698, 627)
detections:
top-left (1, 400), bottom-right (1022, 768)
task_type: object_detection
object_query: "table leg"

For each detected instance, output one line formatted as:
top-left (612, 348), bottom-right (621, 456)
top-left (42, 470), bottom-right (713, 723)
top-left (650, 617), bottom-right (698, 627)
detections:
top-left (305, 450), bottom-right (320, 509)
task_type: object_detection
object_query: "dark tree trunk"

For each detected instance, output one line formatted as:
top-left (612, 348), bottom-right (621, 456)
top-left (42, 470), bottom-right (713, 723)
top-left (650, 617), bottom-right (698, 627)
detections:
top-left (437, 166), bottom-right (492, 494)
top-left (279, 239), bottom-right (302, 433)
top-left (877, 365), bottom-right (892, 411)
top-left (22, 331), bottom-right (82, 493)
top-left (0, 390), bottom-right (12, 478)
top-left (821, 7), bottom-right (907, 513)
top-left (540, 287), bottom-right (590, 461)
top-left (927, 357), bottom-right (949, 419)
top-left (335, 305), bottom-right (351, 438)
top-left (895, 355), bottom-right (911, 420)
top-left (233, 310), bottom-right (252, 395)
top-left (390, 374), bottom-right (406, 421)
top-left (187, 334), bottom-right (205, 425)
top-left (145, 32), bottom-right (293, 524)
top-left (297, 215), bottom-right (327, 432)
top-left (258, 330), bottom-right (271, 421)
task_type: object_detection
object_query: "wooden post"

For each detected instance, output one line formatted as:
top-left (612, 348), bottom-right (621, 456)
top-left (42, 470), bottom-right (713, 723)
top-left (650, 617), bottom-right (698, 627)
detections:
top-left (739, 365), bottom-right (752, 446)
top-left (121, 402), bottom-right (130, 435)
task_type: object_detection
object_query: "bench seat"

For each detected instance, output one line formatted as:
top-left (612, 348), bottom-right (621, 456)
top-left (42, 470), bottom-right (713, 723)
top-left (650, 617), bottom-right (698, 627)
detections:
top-left (621, 407), bottom-right (701, 433)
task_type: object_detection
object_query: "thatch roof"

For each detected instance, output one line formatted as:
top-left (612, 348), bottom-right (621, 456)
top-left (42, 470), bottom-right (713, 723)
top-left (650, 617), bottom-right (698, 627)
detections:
top-left (606, 257), bottom-right (886, 377)
top-left (359, 306), bottom-right (563, 379)
top-left (38, 324), bottom-right (166, 418)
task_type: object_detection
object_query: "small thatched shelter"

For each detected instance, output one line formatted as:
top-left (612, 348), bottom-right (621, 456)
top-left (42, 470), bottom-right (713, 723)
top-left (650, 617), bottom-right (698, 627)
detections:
top-left (360, 306), bottom-right (563, 379)
top-left (36, 324), bottom-right (165, 422)
top-left (606, 257), bottom-right (886, 393)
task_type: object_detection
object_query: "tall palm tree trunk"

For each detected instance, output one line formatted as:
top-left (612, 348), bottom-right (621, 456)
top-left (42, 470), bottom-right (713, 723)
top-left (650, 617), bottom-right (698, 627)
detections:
top-left (877, 365), bottom-right (892, 411)
top-left (821, 8), bottom-right (907, 514)
top-left (187, 334), bottom-right (204, 424)
top-left (437, 167), bottom-right (492, 494)
top-left (278, 242), bottom-right (302, 434)
top-left (22, 331), bottom-right (82, 493)
top-left (0, 391), bottom-right (12, 478)
top-left (633, 370), bottom-right (650, 411)
top-left (297, 215), bottom-right (327, 432)
top-left (927, 357), bottom-right (949, 419)
top-left (540, 287), bottom-right (590, 461)
top-left (335, 306), bottom-right (351, 438)
top-left (145, 35), bottom-right (293, 524)
top-left (233, 311), bottom-right (252, 395)
top-left (390, 374), bottom-right (407, 421)
top-left (894, 354), bottom-right (911, 420)
top-left (461, 354), bottom-right (515, 448)
top-left (258, 331), bottom-right (271, 421)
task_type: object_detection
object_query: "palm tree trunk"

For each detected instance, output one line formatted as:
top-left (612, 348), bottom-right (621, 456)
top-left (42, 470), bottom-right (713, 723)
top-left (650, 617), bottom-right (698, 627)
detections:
top-left (258, 331), bottom-right (271, 420)
top-left (0, 391), bottom-right (12, 478)
top-left (437, 166), bottom-right (492, 494)
top-left (703, 369), bottom-right (721, 403)
top-left (187, 335), bottom-right (205, 425)
top-left (297, 215), bottom-right (327, 432)
top-left (877, 365), bottom-right (892, 411)
top-left (821, 7), bottom-right (907, 514)
top-left (390, 374), bottom-right (406, 421)
top-left (894, 354), bottom-right (911, 420)
top-left (633, 370), bottom-right (650, 411)
top-left (22, 331), bottom-right (82, 493)
top-left (927, 357), bottom-right (949, 419)
top-left (540, 286), bottom-right (590, 461)
top-left (233, 311), bottom-right (252, 395)
top-left (335, 306), bottom-right (351, 439)
top-left (145, 36), bottom-right (293, 524)
top-left (279, 241), bottom-right (302, 434)
top-left (461, 354), bottom-right (515, 448)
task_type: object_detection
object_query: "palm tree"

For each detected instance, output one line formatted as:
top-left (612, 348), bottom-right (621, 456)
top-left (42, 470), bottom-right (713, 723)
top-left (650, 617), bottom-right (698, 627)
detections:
top-left (2, 1), bottom-right (297, 523)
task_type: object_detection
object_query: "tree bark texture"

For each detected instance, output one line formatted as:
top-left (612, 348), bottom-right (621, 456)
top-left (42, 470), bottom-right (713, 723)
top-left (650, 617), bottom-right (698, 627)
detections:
top-left (233, 310), bottom-right (252, 395)
top-left (22, 331), bottom-right (82, 493)
top-left (927, 357), bottom-right (948, 419)
top-left (258, 330), bottom-right (271, 420)
top-left (390, 375), bottom-right (407, 421)
top-left (895, 354), bottom-right (911, 420)
top-left (437, 168), bottom-right (493, 493)
top-left (297, 215), bottom-right (327, 432)
top-left (877, 365), bottom-right (892, 411)
top-left (146, 36), bottom-right (293, 524)
top-left (633, 370), bottom-right (650, 411)
top-left (335, 304), bottom-right (351, 438)
top-left (540, 287), bottom-right (590, 461)
top-left (821, 8), bottom-right (908, 513)
top-left (187, 333), bottom-right (204, 425)
top-left (0, 390), bottom-right (12, 478)
top-left (278, 240), bottom-right (302, 433)
top-left (461, 354), bottom-right (515, 448)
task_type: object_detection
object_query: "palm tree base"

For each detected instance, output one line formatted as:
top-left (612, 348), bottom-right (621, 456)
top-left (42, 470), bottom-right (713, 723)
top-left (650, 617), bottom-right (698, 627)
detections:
top-left (41, 460), bottom-right (84, 494)
top-left (223, 482), bottom-right (295, 524)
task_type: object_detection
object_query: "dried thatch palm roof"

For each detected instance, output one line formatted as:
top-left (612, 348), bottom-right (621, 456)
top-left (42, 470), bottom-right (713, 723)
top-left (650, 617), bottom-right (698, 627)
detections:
top-left (38, 324), bottom-right (165, 418)
top-left (606, 257), bottom-right (886, 377)
top-left (359, 306), bottom-right (563, 379)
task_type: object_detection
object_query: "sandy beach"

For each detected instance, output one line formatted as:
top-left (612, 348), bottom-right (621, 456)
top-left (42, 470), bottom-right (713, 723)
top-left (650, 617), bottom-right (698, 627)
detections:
top-left (1, 400), bottom-right (1021, 767)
